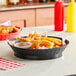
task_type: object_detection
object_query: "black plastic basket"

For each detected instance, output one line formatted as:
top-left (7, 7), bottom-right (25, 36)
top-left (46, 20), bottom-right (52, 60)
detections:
top-left (8, 36), bottom-right (69, 60)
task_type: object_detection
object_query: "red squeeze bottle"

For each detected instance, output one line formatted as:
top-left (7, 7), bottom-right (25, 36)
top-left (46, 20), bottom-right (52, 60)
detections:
top-left (54, 0), bottom-right (64, 31)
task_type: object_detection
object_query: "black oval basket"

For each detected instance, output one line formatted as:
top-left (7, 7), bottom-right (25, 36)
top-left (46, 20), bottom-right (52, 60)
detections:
top-left (8, 36), bottom-right (69, 60)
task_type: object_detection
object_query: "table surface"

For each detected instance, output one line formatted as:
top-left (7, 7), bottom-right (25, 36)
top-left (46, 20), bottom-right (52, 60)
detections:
top-left (0, 25), bottom-right (76, 76)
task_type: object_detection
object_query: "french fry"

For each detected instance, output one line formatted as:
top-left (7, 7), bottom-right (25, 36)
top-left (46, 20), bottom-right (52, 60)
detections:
top-left (30, 40), bottom-right (41, 49)
top-left (16, 32), bottom-right (63, 49)
top-left (44, 32), bottom-right (47, 37)
top-left (27, 33), bottom-right (32, 38)
top-left (10, 41), bottom-right (15, 46)
top-left (40, 40), bottom-right (54, 48)
top-left (16, 37), bottom-right (31, 42)
top-left (41, 37), bottom-right (62, 46)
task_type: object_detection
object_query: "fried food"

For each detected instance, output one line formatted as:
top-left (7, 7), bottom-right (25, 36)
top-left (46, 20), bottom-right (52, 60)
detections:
top-left (0, 25), bottom-right (19, 34)
top-left (16, 32), bottom-right (63, 49)
top-left (41, 37), bottom-right (62, 46)
top-left (10, 41), bottom-right (15, 46)
top-left (30, 40), bottom-right (41, 49)
top-left (1, 29), bottom-right (8, 34)
top-left (17, 37), bottom-right (31, 42)
top-left (40, 40), bottom-right (54, 48)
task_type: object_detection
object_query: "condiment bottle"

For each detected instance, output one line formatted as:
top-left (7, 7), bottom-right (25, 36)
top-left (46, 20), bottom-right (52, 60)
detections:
top-left (39, 0), bottom-right (47, 3)
top-left (54, 0), bottom-right (64, 31)
top-left (27, 0), bottom-right (33, 3)
top-left (35, 0), bottom-right (39, 3)
top-left (6, 0), bottom-right (9, 6)
top-left (19, 0), bottom-right (27, 3)
top-left (24, 0), bottom-right (27, 2)
top-left (67, 0), bottom-right (76, 32)
top-left (9, 0), bottom-right (19, 5)
top-left (0, 0), bottom-right (7, 6)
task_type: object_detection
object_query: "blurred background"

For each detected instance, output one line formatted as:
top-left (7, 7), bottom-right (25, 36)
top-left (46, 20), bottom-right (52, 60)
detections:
top-left (0, 0), bottom-right (71, 28)
top-left (0, 0), bottom-right (71, 6)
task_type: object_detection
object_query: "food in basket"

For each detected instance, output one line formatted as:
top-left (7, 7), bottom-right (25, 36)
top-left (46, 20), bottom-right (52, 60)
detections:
top-left (0, 25), bottom-right (19, 34)
top-left (9, 32), bottom-right (63, 49)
